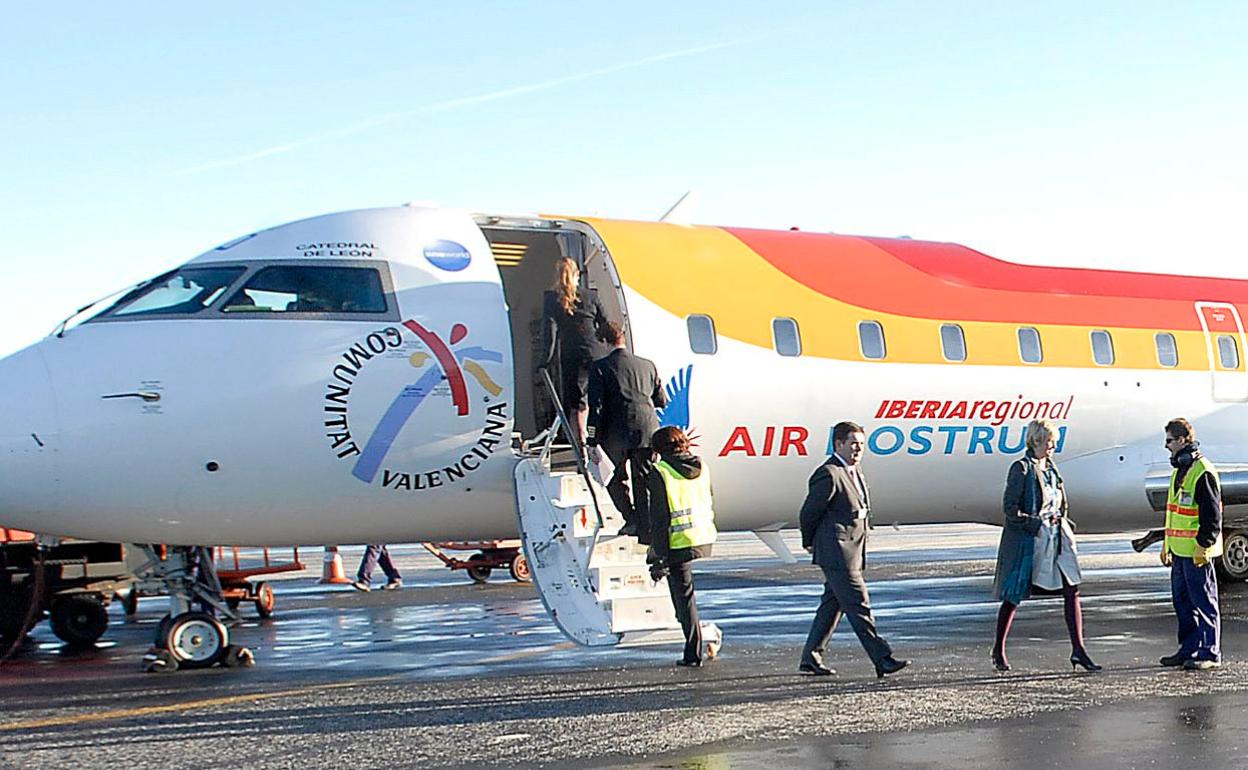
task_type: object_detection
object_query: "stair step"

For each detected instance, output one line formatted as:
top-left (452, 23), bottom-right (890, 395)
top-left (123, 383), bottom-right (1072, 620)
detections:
top-left (592, 564), bottom-right (663, 598)
top-left (591, 537), bottom-right (650, 565)
top-left (545, 473), bottom-right (597, 508)
top-left (569, 505), bottom-right (625, 538)
top-left (617, 628), bottom-right (689, 647)
top-left (608, 594), bottom-right (679, 633)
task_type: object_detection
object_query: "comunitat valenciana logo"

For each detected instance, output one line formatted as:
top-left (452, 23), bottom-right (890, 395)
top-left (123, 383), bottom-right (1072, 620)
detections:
top-left (320, 318), bottom-right (509, 492)
top-left (423, 240), bottom-right (471, 271)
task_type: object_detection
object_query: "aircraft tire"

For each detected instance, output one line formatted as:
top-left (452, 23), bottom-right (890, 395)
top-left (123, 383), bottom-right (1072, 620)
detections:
top-left (466, 555), bottom-right (492, 584)
top-left (165, 611), bottom-right (229, 669)
top-left (1216, 529), bottom-right (1248, 583)
top-left (253, 581), bottom-right (276, 619)
top-left (509, 553), bottom-right (532, 583)
top-left (49, 595), bottom-right (109, 647)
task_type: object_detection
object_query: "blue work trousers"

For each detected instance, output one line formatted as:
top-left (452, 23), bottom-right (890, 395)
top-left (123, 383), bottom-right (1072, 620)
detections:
top-left (357, 544), bottom-right (402, 583)
top-left (1171, 555), bottom-right (1220, 662)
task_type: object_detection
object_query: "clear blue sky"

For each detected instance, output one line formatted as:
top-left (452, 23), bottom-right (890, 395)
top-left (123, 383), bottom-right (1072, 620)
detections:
top-left (2, 1), bottom-right (1246, 356)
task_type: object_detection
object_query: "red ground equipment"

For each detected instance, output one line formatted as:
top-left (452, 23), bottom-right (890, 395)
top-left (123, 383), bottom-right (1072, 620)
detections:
top-left (421, 540), bottom-right (531, 584)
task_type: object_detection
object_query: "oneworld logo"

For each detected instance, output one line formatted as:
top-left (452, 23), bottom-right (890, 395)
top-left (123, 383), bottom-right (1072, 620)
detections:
top-left (423, 240), bottom-right (471, 271)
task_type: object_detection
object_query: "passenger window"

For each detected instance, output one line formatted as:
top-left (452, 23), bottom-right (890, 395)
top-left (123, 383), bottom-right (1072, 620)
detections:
top-left (1155, 332), bottom-right (1179, 368)
top-left (1017, 327), bottom-right (1043, 364)
top-left (107, 267), bottom-right (245, 317)
top-left (687, 315), bottom-right (718, 355)
top-left (772, 318), bottom-right (802, 357)
top-left (940, 324), bottom-right (966, 362)
top-left (1090, 330), bottom-right (1115, 365)
top-left (1218, 335), bottom-right (1240, 369)
top-left (858, 321), bottom-right (886, 360)
top-left (223, 266), bottom-right (387, 314)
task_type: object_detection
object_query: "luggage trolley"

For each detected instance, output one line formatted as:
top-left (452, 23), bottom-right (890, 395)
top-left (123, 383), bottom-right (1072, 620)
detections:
top-left (421, 540), bottom-right (531, 584)
top-left (126, 545), bottom-right (305, 620)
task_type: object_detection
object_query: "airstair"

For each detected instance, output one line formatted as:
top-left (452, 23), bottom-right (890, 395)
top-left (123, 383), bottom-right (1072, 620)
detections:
top-left (514, 372), bottom-right (721, 653)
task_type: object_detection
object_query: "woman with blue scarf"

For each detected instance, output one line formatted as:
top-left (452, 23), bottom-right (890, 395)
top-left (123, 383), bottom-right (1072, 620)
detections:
top-left (991, 419), bottom-right (1100, 673)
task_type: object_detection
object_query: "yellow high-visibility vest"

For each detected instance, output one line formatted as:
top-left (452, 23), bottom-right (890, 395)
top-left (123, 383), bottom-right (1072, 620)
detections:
top-left (1165, 456), bottom-right (1223, 559)
top-left (655, 460), bottom-right (717, 550)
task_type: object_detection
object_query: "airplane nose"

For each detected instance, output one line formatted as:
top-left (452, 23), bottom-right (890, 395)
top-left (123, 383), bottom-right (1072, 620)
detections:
top-left (0, 344), bottom-right (59, 528)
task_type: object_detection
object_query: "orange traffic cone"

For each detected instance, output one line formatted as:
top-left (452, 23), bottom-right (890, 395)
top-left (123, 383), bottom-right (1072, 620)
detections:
top-left (318, 545), bottom-right (350, 584)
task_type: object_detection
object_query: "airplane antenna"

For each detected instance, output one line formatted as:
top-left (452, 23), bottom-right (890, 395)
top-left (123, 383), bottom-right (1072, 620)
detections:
top-left (659, 190), bottom-right (699, 224)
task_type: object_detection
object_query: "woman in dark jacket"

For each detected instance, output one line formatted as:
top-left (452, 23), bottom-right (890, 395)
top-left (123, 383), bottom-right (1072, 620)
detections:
top-left (992, 419), bottom-right (1100, 672)
top-left (646, 426), bottom-right (718, 667)
top-left (542, 257), bottom-right (608, 447)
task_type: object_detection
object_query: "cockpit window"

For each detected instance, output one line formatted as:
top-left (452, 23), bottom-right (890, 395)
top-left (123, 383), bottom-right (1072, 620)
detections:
top-left (222, 266), bottom-right (387, 313)
top-left (106, 267), bottom-right (246, 317)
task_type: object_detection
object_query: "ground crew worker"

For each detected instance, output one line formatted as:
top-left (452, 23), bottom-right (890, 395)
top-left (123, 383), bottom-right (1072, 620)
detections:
top-left (1160, 417), bottom-right (1223, 670)
top-left (644, 426), bottom-right (716, 667)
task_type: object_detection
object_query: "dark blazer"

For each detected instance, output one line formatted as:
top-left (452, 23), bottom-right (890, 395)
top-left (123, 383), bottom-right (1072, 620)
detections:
top-left (542, 289), bottom-right (608, 365)
top-left (587, 348), bottom-right (666, 454)
top-left (798, 455), bottom-right (871, 572)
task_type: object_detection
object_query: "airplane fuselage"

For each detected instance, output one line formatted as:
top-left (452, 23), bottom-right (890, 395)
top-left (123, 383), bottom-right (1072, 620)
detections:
top-left (3, 205), bottom-right (1246, 545)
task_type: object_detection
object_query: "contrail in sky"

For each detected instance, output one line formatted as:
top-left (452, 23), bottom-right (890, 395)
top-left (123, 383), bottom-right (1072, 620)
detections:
top-left (179, 41), bottom-right (737, 175)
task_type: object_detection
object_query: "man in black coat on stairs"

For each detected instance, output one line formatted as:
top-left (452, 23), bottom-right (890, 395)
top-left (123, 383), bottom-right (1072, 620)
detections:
top-left (587, 322), bottom-right (667, 540)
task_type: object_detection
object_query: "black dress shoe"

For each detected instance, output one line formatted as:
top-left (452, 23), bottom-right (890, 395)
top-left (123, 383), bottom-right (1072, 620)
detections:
top-left (1160, 652), bottom-right (1189, 667)
top-left (798, 660), bottom-right (835, 676)
top-left (875, 656), bottom-right (910, 679)
top-left (676, 658), bottom-right (703, 668)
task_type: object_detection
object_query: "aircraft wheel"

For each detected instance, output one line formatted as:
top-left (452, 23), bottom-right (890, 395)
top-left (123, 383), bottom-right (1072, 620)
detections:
top-left (509, 553), bottom-right (532, 583)
top-left (253, 581), bottom-right (276, 619)
top-left (165, 611), bottom-right (229, 668)
top-left (50, 595), bottom-right (109, 647)
top-left (1216, 530), bottom-right (1248, 582)
top-left (466, 555), bottom-right (492, 584)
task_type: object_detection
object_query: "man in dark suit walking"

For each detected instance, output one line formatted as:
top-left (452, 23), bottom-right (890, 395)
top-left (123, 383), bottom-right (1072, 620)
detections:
top-left (588, 322), bottom-right (667, 539)
top-left (798, 421), bottom-right (908, 678)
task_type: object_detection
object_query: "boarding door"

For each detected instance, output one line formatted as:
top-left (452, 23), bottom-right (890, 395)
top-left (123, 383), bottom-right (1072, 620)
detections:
top-left (1195, 302), bottom-right (1248, 402)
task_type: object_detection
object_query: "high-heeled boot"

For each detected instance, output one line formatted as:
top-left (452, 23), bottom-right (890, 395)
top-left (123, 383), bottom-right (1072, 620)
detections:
top-left (992, 601), bottom-right (1015, 671)
top-left (1063, 586), bottom-right (1100, 671)
top-left (1070, 648), bottom-right (1102, 672)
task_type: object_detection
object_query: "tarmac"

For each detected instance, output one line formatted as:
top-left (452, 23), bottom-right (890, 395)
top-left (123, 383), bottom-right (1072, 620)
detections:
top-left (3, 526), bottom-right (1248, 769)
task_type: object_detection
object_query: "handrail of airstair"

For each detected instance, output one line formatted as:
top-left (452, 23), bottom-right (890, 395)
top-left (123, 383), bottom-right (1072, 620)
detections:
top-left (536, 366), bottom-right (609, 579)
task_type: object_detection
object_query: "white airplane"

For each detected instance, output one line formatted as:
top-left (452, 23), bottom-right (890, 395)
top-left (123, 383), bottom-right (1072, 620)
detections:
top-left (2, 203), bottom-right (1247, 668)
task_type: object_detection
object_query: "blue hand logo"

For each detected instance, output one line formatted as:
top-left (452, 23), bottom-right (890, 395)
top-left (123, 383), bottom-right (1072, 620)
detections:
top-left (657, 365), bottom-right (693, 429)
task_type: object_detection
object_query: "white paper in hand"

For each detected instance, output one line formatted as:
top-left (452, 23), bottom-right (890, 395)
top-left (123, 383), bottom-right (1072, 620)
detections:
top-left (588, 448), bottom-right (615, 487)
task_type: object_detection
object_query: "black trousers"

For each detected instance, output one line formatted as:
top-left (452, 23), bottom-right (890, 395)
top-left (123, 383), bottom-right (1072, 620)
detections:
top-left (605, 447), bottom-right (653, 537)
top-left (667, 560), bottom-right (703, 663)
top-left (801, 566), bottom-right (892, 665)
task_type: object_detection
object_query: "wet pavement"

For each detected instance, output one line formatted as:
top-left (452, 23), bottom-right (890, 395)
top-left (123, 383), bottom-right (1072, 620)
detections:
top-left (3, 527), bottom-right (1248, 768)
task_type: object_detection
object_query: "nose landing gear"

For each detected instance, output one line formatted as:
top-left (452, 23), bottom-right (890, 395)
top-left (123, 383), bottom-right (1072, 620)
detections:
top-left (136, 545), bottom-right (254, 673)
